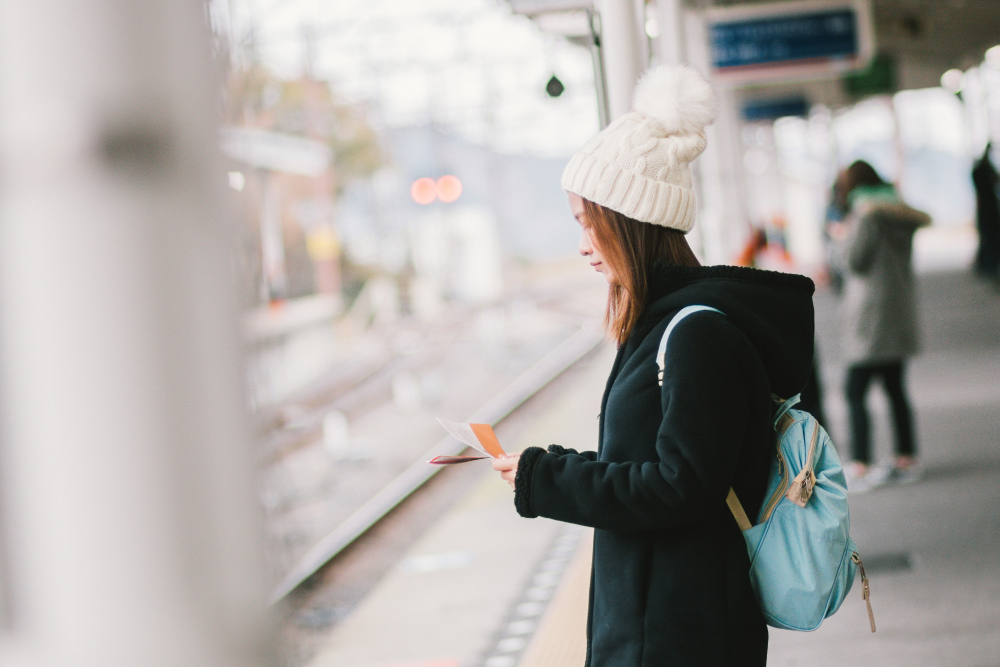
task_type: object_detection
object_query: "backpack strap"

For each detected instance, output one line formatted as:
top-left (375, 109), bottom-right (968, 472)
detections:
top-left (656, 306), bottom-right (754, 530)
top-left (772, 393), bottom-right (801, 427)
top-left (726, 489), bottom-right (753, 531)
top-left (656, 305), bottom-right (724, 386)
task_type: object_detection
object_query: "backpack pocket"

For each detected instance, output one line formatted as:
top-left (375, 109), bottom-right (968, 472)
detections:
top-left (743, 503), bottom-right (857, 631)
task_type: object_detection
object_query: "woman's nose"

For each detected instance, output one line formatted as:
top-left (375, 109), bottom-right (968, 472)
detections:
top-left (578, 232), bottom-right (591, 256)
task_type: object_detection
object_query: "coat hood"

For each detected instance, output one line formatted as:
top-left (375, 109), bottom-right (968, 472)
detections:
top-left (642, 263), bottom-right (815, 398)
top-left (850, 185), bottom-right (931, 230)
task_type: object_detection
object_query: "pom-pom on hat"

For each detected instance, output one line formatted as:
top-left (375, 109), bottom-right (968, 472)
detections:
top-left (561, 64), bottom-right (718, 233)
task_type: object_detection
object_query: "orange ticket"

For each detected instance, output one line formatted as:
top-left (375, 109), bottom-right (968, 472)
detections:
top-left (436, 418), bottom-right (507, 458)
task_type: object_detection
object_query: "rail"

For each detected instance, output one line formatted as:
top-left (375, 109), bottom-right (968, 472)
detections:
top-left (269, 322), bottom-right (606, 604)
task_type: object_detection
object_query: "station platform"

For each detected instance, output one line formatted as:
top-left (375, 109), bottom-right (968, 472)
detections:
top-left (304, 269), bottom-right (1000, 667)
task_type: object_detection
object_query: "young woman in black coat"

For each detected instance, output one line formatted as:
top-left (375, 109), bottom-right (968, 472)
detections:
top-left (492, 66), bottom-right (816, 666)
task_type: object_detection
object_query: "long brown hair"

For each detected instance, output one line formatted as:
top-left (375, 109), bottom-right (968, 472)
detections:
top-left (833, 160), bottom-right (887, 214)
top-left (583, 198), bottom-right (701, 344)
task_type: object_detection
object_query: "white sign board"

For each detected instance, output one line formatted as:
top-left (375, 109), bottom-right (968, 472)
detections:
top-left (220, 127), bottom-right (332, 177)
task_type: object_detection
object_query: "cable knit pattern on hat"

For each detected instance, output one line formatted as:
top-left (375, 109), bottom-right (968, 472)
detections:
top-left (561, 65), bottom-right (718, 232)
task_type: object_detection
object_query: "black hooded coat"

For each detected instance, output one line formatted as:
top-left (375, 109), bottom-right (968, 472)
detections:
top-left (513, 263), bottom-right (815, 667)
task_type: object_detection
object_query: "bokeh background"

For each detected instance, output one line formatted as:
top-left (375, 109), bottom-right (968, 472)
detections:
top-left (1, 1), bottom-right (999, 667)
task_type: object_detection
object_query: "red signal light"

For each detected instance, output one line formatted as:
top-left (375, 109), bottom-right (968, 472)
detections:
top-left (411, 177), bottom-right (437, 205)
top-left (411, 175), bottom-right (463, 204)
top-left (436, 175), bottom-right (462, 203)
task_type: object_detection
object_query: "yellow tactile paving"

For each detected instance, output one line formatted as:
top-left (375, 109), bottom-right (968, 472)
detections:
top-left (518, 529), bottom-right (593, 667)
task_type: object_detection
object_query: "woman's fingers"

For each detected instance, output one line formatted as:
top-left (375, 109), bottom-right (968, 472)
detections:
top-left (492, 453), bottom-right (520, 470)
top-left (492, 456), bottom-right (514, 472)
top-left (493, 454), bottom-right (520, 490)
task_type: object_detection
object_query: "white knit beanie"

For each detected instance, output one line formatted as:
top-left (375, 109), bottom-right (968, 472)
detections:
top-left (561, 64), bottom-right (719, 233)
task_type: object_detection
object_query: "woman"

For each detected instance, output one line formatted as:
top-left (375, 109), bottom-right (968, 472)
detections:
top-left (833, 161), bottom-right (929, 490)
top-left (492, 65), bottom-right (816, 666)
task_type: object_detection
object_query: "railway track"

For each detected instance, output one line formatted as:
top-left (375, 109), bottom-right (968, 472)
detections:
top-left (267, 321), bottom-right (605, 604)
top-left (256, 321), bottom-right (463, 466)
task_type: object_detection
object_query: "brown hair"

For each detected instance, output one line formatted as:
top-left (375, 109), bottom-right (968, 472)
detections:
top-left (583, 198), bottom-right (701, 344)
top-left (833, 160), bottom-right (887, 214)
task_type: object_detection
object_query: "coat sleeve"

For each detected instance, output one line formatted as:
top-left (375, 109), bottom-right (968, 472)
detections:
top-left (546, 444), bottom-right (597, 460)
top-left (513, 315), bottom-right (752, 531)
top-left (846, 211), bottom-right (879, 274)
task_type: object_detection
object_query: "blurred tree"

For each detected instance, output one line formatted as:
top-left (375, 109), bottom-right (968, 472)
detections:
top-left (843, 54), bottom-right (897, 99)
top-left (226, 65), bottom-right (383, 193)
top-left (224, 65), bottom-right (385, 300)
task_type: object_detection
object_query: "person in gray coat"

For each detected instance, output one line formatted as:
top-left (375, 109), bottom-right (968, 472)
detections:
top-left (832, 161), bottom-right (930, 490)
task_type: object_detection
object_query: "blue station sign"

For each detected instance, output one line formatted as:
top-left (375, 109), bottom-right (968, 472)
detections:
top-left (703, 0), bottom-right (873, 86)
top-left (711, 9), bottom-right (857, 70)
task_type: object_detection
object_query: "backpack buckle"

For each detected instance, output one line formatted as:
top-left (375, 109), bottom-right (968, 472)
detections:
top-left (786, 468), bottom-right (816, 507)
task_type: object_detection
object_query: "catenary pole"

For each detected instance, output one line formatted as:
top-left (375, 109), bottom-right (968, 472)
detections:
top-left (0, 1), bottom-right (272, 666)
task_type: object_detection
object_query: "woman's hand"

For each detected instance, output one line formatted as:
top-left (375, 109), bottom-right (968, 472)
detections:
top-left (492, 453), bottom-right (520, 490)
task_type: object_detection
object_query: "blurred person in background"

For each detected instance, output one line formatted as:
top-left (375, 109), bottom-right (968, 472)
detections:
top-left (972, 143), bottom-right (1000, 280)
top-left (492, 65), bottom-right (817, 667)
top-left (831, 160), bottom-right (930, 492)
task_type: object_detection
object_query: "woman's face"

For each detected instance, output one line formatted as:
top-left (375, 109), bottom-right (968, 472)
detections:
top-left (568, 192), bottom-right (617, 285)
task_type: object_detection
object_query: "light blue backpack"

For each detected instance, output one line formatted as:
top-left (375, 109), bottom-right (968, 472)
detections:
top-left (657, 305), bottom-right (876, 632)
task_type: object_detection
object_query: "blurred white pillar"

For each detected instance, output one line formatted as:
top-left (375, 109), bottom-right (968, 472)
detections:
top-left (683, 10), bottom-right (750, 264)
top-left (655, 0), bottom-right (686, 66)
top-left (700, 88), bottom-right (751, 264)
top-left (0, 2), bottom-right (272, 667)
top-left (599, 0), bottom-right (646, 120)
top-left (632, 0), bottom-right (650, 74)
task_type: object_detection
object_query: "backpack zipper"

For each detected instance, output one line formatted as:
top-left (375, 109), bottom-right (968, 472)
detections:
top-left (758, 412), bottom-right (797, 523)
top-left (758, 450), bottom-right (788, 523)
top-left (785, 422), bottom-right (820, 507)
top-left (852, 552), bottom-right (876, 633)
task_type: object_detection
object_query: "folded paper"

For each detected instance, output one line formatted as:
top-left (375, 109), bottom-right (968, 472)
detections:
top-left (436, 418), bottom-right (506, 458)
